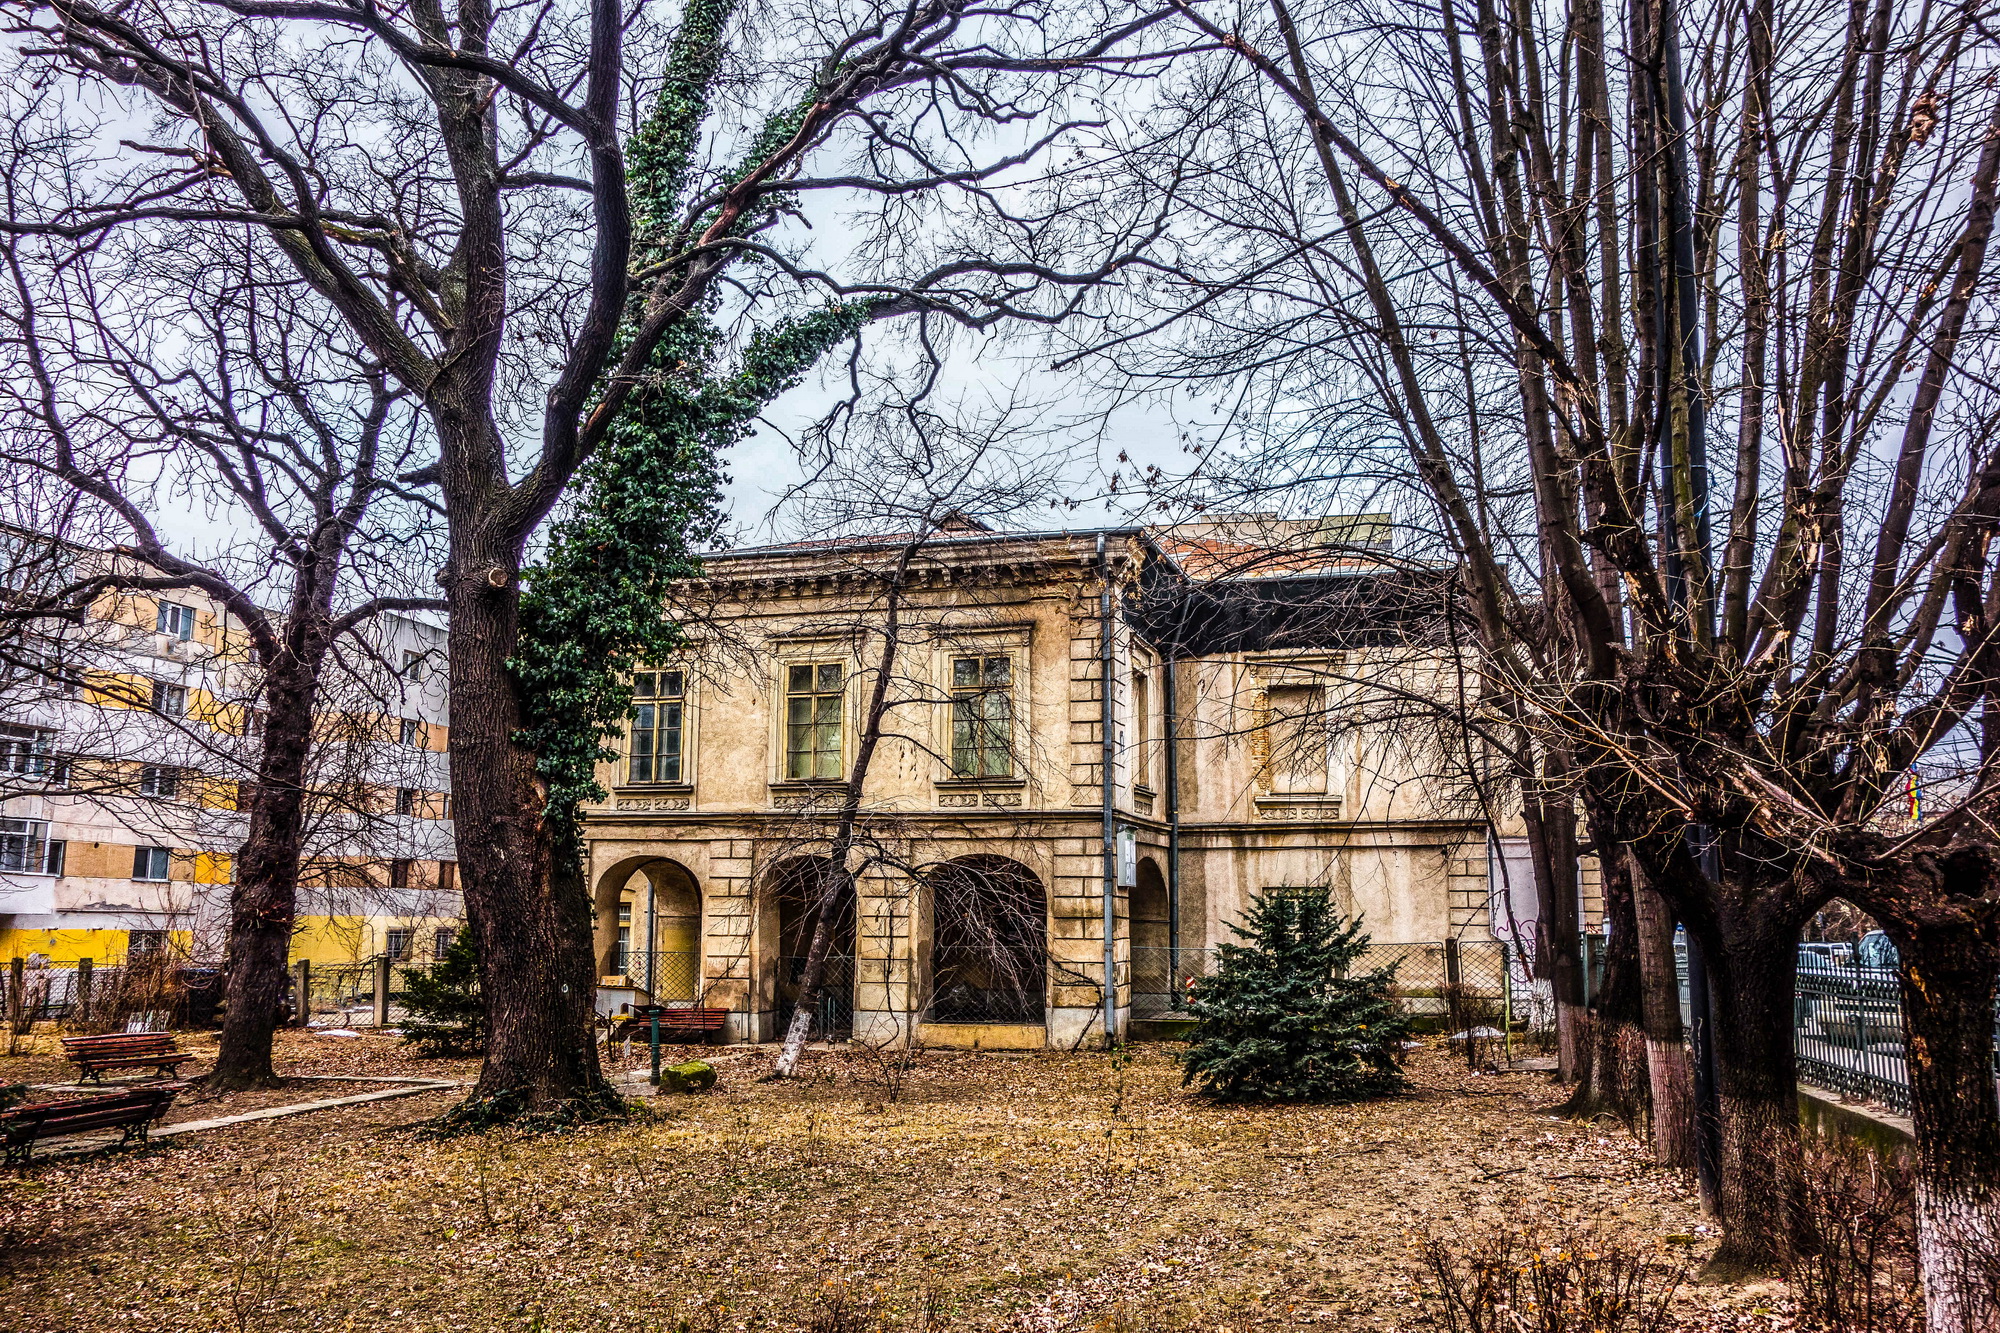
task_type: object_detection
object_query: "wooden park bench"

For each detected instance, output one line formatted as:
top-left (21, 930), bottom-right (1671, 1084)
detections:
top-left (1, 1085), bottom-right (181, 1166)
top-left (612, 1007), bottom-right (731, 1043)
top-left (61, 1032), bottom-right (194, 1082)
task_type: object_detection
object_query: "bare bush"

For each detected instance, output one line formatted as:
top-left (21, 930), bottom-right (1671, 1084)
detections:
top-left (1781, 1132), bottom-right (1920, 1333)
top-left (1418, 1224), bottom-right (1685, 1333)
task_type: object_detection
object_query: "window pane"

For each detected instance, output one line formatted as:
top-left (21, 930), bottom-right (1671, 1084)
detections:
top-left (660, 671), bottom-right (684, 698)
top-left (659, 702), bottom-right (683, 783)
top-left (953, 657), bottom-right (978, 688)
top-left (632, 672), bottom-right (656, 699)
top-left (984, 657), bottom-right (1011, 686)
top-left (788, 664), bottom-right (815, 693)
top-left (816, 663), bottom-right (842, 693)
top-left (951, 697), bottom-right (976, 775)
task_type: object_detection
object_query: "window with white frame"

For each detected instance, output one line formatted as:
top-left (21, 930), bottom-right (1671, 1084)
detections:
top-left (156, 601), bottom-right (196, 641)
top-left (628, 670), bottom-right (685, 784)
top-left (0, 818), bottom-right (60, 875)
top-left (401, 649), bottom-right (426, 681)
top-left (0, 725), bottom-right (57, 779)
top-left (433, 928), bottom-right (456, 961)
top-left (139, 765), bottom-right (180, 799)
top-left (399, 717), bottom-right (424, 748)
top-left (949, 655), bottom-right (1014, 778)
top-left (150, 680), bottom-right (188, 717)
top-left (385, 928), bottom-right (413, 960)
top-left (132, 845), bottom-right (171, 881)
top-left (784, 663), bottom-right (844, 780)
top-left (395, 787), bottom-right (417, 817)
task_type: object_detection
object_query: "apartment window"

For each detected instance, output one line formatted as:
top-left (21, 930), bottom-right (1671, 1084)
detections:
top-left (127, 929), bottom-right (167, 956)
top-left (615, 900), bottom-right (632, 976)
top-left (0, 818), bottom-right (59, 875)
top-left (0, 725), bottom-right (57, 779)
top-left (784, 663), bottom-right (845, 780)
top-left (156, 602), bottom-right (196, 641)
top-left (396, 787), bottom-right (417, 817)
top-left (399, 717), bottom-right (423, 748)
top-left (150, 680), bottom-right (188, 718)
top-left (433, 928), bottom-right (456, 961)
top-left (401, 649), bottom-right (426, 681)
top-left (384, 928), bottom-right (413, 961)
top-left (950, 656), bottom-right (1014, 778)
top-left (139, 765), bottom-right (180, 799)
top-left (1132, 669), bottom-right (1152, 789)
top-left (437, 861), bottom-right (456, 894)
top-left (132, 845), bottom-right (172, 881)
top-left (628, 670), bottom-right (685, 784)
top-left (389, 857), bottom-right (413, 889)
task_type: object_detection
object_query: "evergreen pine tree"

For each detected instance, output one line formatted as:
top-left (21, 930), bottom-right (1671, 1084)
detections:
top-left (1181, 885), bottom-right (1410, 1102)
top-left (400, 928), bottom-right (484, 1058)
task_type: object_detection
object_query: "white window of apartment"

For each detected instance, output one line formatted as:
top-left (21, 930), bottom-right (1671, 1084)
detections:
top-left (432, 928), bottom-right (456, 961)
top-left (395, 787), bottom-right (417, 817)
top-left (132, 845), bottom-right (172, 881)
top-left (399, 717), bottom-right (424, 748)
top-left (949, 655), bottom-right (1014, 778)
top-left (384, 928), bottom-right (413, 961)
top-left (156, 601), bottom-right (196, 641)
top-left (615, 899), bottom-right (632, 975)
top-left (0, 818), bottom-right (60, 875)
top-left (784, 663), bottom-right (845, 780)
top-left (150, 680), bottom-right (188, 717)
top-left (0, 725), bottom-right (57, 779)
top-left (401, 649), bottom-right (426, 681)
top-left (127, 929), bottom-right (167, 956)
top-left (628, 670), bottom-right (685, 784)
top-left (139, 765), bottom-right (180, 799)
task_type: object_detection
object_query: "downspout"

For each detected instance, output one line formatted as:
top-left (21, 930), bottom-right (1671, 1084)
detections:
top-left (1098, 533), bottom-right (1118, 1047)
top-left (1163, 652), bottom-right (1182, 999)
top-left (646, 873), bottom-right (657, 1000)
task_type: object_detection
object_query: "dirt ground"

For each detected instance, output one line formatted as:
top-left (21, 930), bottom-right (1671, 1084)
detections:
top-left (0, 1035), bottom-right (1795, 1333)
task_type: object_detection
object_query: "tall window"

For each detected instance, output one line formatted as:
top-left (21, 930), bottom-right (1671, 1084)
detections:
top-left (156, 601), bottom-right (195, 640)
top-left (395, 787), bottom-right (417, 816)
top-left (785, 663), bottom-right (844, 780)
top-left (399, 718), bottom-right (424, 748)
top-left (388, 857), bottom-right (413, 889)
top-left (132, 845), bottom-right (171, 881)
top-left (437, 861), bottom-right (457, 893)
top-left (1131, 669), bottom-right (1152, 789)
top-left (139, 765), bottom-right (180, 799)
top-left (950, 656), bottom-right (1014, 778)
top-left (401, 649), bottom-right (426, 680)
top-left (150, 680), bottom-right (188, 717)
top-left (0, 818), bottom-right (59, 874)
top-left (628, 670), bottom-right (685, 784)
top-left (615, 899), bottom-right (633, 975)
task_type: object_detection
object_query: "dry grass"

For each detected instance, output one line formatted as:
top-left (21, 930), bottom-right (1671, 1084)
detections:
top-left (0, 1036), bottom-right (1794, 1333)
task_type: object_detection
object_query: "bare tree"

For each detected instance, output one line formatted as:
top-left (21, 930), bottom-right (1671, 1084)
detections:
top-left (1044, 0), bottom-right (2000, 1303)
top-left (0, 204), bottom-right (443, 1086)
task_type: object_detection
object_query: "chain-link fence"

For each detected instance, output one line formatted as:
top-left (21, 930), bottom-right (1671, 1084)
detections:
top-left (615, 951), bottom-right (702, 1003)
top-left (4, 956), bottom-right (215, 1031)
top-left (296, 956), bottom-right (434, 1025)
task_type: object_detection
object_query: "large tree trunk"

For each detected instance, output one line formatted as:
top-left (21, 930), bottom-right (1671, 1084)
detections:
top-left (1522, 767), bottom-right (1586, 1081)
top-left (1867, 857), bottom-right (2000, 1333)
top-left (1701, 911), bottom-right (1802, 1275)
top-left (1560, 845), bottom-right (1649, 1126)
top-left (208, 656), bottom-right (319, 1090)
top-left (1634, 877), bottom-right (1697, 1172)
top-left (441, 559), bottom-right (619, 1124)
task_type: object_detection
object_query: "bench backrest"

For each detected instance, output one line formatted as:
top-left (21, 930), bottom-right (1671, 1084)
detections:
top-left (3, 1088), bottom-right (175, 1129)
top-left (62, 1033), bottom-right (177, 1057)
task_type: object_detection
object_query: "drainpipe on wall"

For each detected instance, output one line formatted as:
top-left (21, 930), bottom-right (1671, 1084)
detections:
top-left (1163, 654), bottom-right (1181, 996)
top-left (645, 873), bottom-right (657, 999)
top-left (1098, 533), bottom-right (1117, 1048)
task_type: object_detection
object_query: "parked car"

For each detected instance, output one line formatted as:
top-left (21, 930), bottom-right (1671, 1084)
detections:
top-left (1857, 930), bottom-right (1901, 971)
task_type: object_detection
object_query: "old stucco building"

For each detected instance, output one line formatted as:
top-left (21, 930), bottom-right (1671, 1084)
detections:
top-left (580, 517), bottom-right (1505, 1047)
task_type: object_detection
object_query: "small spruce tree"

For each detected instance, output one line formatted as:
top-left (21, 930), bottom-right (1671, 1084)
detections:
top-left (1182, 885), bottom-right (1410, 1102)
top-left (400, 928), bottom-right (484, 1058)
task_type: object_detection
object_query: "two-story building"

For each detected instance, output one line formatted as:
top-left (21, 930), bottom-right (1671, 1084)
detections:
top-left (581, 516), bottom-right (1507, 1048)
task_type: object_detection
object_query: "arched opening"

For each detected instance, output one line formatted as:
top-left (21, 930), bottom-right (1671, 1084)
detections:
top-left (1130, 857), bottom-right (1175, 1016)
top-left (926, 856), bottom-right (1047, 1024)
top-left (592, 858), bottom-right (703, 1002)
top-left (768, 857), bottom-right (856, 1037)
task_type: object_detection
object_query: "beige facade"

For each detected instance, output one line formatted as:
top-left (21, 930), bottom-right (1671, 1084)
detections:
top-left (580, 523), bottom-right (1499, 1047)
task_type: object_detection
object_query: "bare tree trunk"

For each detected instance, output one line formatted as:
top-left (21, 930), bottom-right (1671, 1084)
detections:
top-left (209, 657), bottom-right (320, 1089)
top-left (1873, 901), bottom-right (2000, 1333)
top-left (1523, 764), bottom-right (1585, 1081)
top-left (444, 558), bottom-right (618, 1122)
top-left (1702, 914), bottom-right (1801, 1275)
top-left (1634, 877), bottom-right (1697, 1172)
top-left (1561, 846), bottom-right (1648, 1126)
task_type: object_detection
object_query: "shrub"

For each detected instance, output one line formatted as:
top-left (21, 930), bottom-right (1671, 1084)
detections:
top-left (1780, 1130), bottom-right (1919, 1332)
top-left (399, 927), bottom-right (483, 1056)
top-left (1180, 884), bottom-right (1409, 1102)
top-left (1419, 1224), bottom-right (1686, 1333)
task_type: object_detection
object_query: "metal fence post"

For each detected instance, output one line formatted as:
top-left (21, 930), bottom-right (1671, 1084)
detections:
top-left (8, 957), bottom-right (22, 1032)
top-left (373, 954), bottom-right (390, 1028)
top-left (293, 959), bottom-right (312, 1028)
top-left (76, 958), bottom-right (92, 1025)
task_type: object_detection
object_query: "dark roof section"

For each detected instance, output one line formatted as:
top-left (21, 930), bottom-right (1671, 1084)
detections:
top-left (1129, 567), bottom-right (1455, 658)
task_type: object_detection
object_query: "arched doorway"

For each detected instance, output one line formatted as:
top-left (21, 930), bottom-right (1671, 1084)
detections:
top-left (926, 856), bottom-right (1047, 1023)
top-left (593, 858), bottom-right (702, 1002)
top-left (1130, 857), bottom-right (1174, 1016)
top-left (767, 857), bottom-right (856, 1037)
